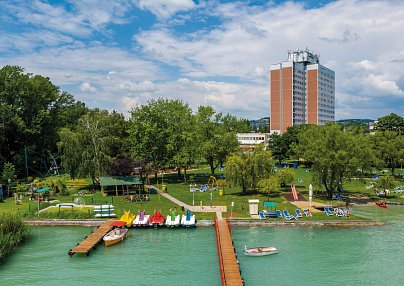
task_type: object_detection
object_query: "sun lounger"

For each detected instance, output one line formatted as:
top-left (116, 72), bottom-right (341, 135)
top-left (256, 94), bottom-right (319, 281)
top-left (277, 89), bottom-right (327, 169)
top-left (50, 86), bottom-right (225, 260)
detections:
top-left (283, 210), bottom-right (296, 220)
top-left (324, 206), bottom-right (333, 216)
top-left (275, 210), bottom-right (283, 218)
top-left (295, 209), bottom-right (303, 218)
top-left (259, 211), bottom-right (266, 220)
top-left (303, 209), bottom-right (312, 217)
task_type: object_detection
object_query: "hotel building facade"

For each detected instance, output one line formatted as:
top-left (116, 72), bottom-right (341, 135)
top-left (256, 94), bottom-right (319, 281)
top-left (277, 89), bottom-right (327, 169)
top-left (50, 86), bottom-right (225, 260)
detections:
top-left (270, 50), bottom-right (335, 134)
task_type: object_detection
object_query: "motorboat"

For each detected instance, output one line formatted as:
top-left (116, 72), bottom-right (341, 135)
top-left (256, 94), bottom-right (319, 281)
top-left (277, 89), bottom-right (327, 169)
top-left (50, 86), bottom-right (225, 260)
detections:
top-left (243, 245), bottom-right (279, 256)
top-left (180, 210), bottom-right (196, 228)
top-left (165, 210), bottom-right (180, 227)
top-left (133, 211), bottom-right (150, 227)
top-left (103, 221), bottom-right (128, 247)
top-left (149, 210), bottom-right (165, 227)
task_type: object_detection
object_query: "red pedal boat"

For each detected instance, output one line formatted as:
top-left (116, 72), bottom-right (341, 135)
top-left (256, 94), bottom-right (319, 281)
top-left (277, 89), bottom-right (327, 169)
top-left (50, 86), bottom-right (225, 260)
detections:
top-left (149, 210), bottom-right (165, 227)
top-left (375, 201), bottom-right (387, 208)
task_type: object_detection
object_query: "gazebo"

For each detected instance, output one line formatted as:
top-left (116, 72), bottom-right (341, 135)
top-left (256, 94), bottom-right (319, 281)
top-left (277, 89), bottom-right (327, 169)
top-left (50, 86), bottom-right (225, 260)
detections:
top-left (99, 176), bottom-right (144, 196)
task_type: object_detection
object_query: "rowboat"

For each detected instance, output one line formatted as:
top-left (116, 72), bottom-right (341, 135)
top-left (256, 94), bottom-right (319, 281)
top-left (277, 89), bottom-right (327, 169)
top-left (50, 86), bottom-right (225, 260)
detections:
top-left (103, 221), bottom-right (128, 247)
top-left (243, 245), bottom-right (279, 256)
top-left (375, 201), bottom-right (387, 208)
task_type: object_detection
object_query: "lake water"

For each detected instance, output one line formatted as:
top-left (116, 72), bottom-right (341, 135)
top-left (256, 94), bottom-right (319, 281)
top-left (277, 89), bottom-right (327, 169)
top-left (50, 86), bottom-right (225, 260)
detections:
top-left (0, 206), bottom-right (402, 286)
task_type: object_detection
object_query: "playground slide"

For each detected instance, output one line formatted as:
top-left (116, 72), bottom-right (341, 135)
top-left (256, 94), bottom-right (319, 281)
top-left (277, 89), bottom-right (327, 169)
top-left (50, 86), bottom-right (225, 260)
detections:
top-left (291, 185), bottom-right (298, 201)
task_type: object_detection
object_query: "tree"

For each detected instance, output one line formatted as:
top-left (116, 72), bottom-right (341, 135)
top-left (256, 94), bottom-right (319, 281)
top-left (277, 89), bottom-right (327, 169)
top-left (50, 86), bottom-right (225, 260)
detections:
top-left (375, 113), bottom-right (404, 134)
top-left (129, 98), bottom-right (193, 179)
top-left (295, 124), bottom-right (373, 199)
top-left (276, 169), bottom-right (295, 187)
top-left (372, 131), bottom-right (404, 176)
top-left (1, 162), bottom-right (17, 197)
top-left (257, 175), bottom-right (280, 199)
top-left (225, 146), bottom-right (274, 192)
top-left (375, 175), bottom-right (395, 198)
top-left (108, 154), bottom-right (134, 176)
top-left (194, 106), bottom-right (243, 175)
top-left (268, 133), bottom-right (288, 165)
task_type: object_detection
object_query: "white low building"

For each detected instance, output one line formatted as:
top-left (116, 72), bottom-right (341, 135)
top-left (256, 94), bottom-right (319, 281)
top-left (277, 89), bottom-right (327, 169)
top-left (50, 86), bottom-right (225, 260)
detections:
top-left (236, 133), bottom-right (270, 148)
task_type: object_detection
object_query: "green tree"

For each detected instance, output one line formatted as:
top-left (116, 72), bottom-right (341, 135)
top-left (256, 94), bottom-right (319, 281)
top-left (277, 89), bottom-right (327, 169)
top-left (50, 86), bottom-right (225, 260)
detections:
top-left (295, 124), bottom-right (373, 199)
top-left (257, 175), bottom-right (280, 199)
top-left (276, 168), bottom-right (295, 187)
top-left (375, 113), bottom-right (404, 133)
top-left (372, 131), bottom-right (404, 176)
top-left (268, 133), bottom-right (288, 165)
top-left (194, 106), bottom-right (244, 175)
top-left (225, 146), bottom-right (274, 192)
top-left (375, 175), bottom-right (395, 198)
top-left (1, 162), bottom-right (17, 197)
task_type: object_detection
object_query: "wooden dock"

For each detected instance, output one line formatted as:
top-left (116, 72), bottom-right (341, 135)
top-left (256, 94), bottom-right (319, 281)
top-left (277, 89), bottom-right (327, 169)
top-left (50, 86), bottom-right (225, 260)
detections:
top-left (68, 221), bottom-right (113, 256)
top-left (215, 218), bottom-right (243, 286)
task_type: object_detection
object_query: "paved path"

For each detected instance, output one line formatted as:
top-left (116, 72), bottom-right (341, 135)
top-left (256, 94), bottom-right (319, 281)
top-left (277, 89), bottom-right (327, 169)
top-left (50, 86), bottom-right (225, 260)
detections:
top-left (153, 186), bottom-right (227, 220)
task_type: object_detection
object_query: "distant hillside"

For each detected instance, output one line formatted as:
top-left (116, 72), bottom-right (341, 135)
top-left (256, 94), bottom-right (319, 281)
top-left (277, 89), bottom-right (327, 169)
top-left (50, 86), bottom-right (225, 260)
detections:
top-left (248, 117), bottom-right (269, 132)
top-left (336, 119), bottom-right (374, 125)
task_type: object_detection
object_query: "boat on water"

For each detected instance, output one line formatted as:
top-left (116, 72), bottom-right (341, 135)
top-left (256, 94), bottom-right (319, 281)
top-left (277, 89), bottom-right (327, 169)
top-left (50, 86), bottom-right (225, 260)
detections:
top-left (165, 210), bottom-right (180, 227)
top-left (243, 245), bottom-right (279, 256)
top-left (103, 221), bottom-right (128, 247)
top-left (149, 210), bottom-right (165, 227)
top-left (133, 211), bottom-right (150, 227)
top-left (180, 210), bottom-right (196, 228)
top-left (119, 210), bottom-right (135, 227)
top-left (376, 201), bottom-right (387, 208)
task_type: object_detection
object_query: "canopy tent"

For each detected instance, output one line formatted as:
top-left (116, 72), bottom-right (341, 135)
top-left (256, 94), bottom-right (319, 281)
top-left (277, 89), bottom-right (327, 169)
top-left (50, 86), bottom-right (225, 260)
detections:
top-left (36, 187), bottom-right (50, 193)
top-left (263, 202), bottom-right (277, 208)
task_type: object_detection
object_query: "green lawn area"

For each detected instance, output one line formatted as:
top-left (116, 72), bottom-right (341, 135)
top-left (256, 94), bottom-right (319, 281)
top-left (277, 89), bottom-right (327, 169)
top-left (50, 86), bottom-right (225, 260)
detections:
top-left (1, 166), bottom-right (402, 221)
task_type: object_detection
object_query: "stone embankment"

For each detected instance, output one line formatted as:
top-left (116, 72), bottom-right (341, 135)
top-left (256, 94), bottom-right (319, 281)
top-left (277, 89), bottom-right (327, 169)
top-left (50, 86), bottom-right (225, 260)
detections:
top-left (25, 219), bottom-right (384, 227)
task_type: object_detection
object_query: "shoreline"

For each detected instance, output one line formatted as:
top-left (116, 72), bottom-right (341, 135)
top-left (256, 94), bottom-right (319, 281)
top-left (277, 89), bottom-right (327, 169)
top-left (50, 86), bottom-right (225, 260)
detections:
top-left (25, 219), bottom-right (384, 227)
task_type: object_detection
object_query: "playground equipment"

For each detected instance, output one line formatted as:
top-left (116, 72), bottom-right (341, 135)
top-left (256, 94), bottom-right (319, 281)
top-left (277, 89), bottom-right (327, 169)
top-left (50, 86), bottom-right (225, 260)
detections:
top-left (207, 176), bottom-right (219, 191)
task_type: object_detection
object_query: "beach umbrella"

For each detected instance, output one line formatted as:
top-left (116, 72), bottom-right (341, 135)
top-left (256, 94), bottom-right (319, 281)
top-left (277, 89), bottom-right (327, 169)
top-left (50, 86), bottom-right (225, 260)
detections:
top-left (309, 184), bottom-right (313, 207)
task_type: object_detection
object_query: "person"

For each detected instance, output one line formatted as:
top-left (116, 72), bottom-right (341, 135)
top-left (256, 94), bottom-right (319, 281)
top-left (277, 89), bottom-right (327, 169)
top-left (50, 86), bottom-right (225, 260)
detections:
top-left (306, 209), bottom-right (312, 217)
top-left (345, 208), bottom-right (350, 217)
top-left (383, 198), bottom-right (387, 206)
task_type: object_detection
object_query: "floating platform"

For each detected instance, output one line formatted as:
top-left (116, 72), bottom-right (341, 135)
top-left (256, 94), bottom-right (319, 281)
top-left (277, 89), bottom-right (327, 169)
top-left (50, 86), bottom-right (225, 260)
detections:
top-left (68, 221), bottom-right (113, 256)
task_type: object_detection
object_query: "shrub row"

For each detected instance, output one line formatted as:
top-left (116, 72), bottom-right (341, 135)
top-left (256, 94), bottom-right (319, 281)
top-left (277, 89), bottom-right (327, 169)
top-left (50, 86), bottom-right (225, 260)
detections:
top-left (0, 211), bottom-right (30, 261)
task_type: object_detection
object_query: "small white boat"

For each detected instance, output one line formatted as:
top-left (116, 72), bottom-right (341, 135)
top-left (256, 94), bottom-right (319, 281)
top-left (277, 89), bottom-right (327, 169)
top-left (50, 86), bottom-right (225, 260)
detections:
top-left (103, 227), bottom-right (128, 247)
top-left (133, 211), bottom-right (150, 227)
top-left (243, 245), bottom-right (279, 256)
top-left (180, 210), bottom-right (196, 228)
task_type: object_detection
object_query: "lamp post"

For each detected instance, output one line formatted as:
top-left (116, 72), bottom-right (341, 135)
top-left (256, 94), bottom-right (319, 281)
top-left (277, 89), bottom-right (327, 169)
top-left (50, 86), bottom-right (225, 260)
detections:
top-left (7, 178), bottom-right (11, 197)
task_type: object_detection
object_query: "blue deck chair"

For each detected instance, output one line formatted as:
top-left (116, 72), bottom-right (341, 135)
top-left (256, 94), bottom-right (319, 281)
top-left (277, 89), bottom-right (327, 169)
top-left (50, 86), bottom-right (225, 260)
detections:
top-left (259, 211), bottom-right (266, 220)
top-left (283, 210), bottom-right (296, 220)
top-left (324, 206), bottom-right (333, 216)
top-left (295, 209), bottom-right (303, 218)
top-left (275, 210), bottom-right (283, 218)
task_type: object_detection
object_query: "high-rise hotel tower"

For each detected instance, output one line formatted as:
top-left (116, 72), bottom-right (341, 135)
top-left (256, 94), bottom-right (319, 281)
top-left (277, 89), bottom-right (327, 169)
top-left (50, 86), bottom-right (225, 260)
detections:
top-left (270, 50), bottom-right (335, 134)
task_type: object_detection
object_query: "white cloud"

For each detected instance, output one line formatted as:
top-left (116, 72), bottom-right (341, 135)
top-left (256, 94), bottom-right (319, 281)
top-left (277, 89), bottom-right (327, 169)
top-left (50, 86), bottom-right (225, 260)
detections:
top-left (80, 82), bottom-right (97, 93)
top-left (135, 0), bottom-right (196, 19)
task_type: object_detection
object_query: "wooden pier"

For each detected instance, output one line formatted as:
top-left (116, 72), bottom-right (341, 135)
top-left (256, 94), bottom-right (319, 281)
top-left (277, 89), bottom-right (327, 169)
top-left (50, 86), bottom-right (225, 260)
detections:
top-left (68, 221), bottom-right (113, 256)
top-left (215, 217), bottom-right (243, 286)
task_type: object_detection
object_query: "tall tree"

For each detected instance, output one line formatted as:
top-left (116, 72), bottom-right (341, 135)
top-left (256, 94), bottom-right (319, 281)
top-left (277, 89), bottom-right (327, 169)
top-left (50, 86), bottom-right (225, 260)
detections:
top-left (295, 124), bottom-right (373, 199)
top-left (194, 106), bottom-right (243, 175)
top-left (225, 146), bottom-right (274, 192)
top-left (372, 131), bottom-right (404, 176)
top-left (375, 113), bottom-right (404, 134)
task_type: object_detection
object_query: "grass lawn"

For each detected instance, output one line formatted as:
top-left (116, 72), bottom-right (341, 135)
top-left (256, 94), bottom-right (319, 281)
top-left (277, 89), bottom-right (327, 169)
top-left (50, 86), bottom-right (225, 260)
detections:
top-left (1, 166), bottom-right (402, 221)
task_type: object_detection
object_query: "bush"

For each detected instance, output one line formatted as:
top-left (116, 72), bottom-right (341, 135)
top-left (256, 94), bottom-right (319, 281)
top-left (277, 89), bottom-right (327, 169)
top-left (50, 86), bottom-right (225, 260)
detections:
top-left (0, 211), bottom-right (30, 261)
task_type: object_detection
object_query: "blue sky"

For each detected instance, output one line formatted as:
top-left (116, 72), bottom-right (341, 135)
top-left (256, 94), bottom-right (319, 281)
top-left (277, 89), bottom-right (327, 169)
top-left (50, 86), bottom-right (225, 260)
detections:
top-left (1, 0), bottom-right (403, 120)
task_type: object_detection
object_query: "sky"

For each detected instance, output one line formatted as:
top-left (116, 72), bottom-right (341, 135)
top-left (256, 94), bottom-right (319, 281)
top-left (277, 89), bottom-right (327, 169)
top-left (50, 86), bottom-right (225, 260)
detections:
top-left (1, 0), bottom-right (403, 120)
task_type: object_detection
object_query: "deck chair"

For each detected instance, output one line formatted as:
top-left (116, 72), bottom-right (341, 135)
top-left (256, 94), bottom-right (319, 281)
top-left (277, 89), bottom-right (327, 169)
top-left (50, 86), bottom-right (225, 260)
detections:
top-left (303, 209), bottom-right (312, 217)
top-left (324, 207), bottom-right (333, 216)
top-left (259, 211), bottom-right (266, 220)
top-left (295, 209), bottom-right (303, 218)
top-left (275, 210), bottom-right (283, 218)
top-left (283, 210), bottom-right (296, 220)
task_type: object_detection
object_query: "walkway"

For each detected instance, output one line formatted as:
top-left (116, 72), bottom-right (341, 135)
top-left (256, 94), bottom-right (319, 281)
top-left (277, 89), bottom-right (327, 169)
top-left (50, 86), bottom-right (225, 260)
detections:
top-left (68, 221), bottom-right (113, 256)
top-left (152, 186), bottom-right (227, 219)
top-left (215, 219), bottom-right (243, 286)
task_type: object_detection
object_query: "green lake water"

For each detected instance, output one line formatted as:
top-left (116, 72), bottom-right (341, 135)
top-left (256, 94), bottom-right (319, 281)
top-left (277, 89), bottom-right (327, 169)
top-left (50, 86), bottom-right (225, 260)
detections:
top-left (0, 206), bottom-right (403, 286)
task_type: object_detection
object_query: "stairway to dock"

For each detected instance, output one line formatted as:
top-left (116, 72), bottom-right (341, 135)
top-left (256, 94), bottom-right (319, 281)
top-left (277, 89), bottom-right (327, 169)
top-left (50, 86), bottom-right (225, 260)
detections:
top-left (215, 218), bottom-right (243, 286)
top-left (68, 221), bottom-right (113, 256)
